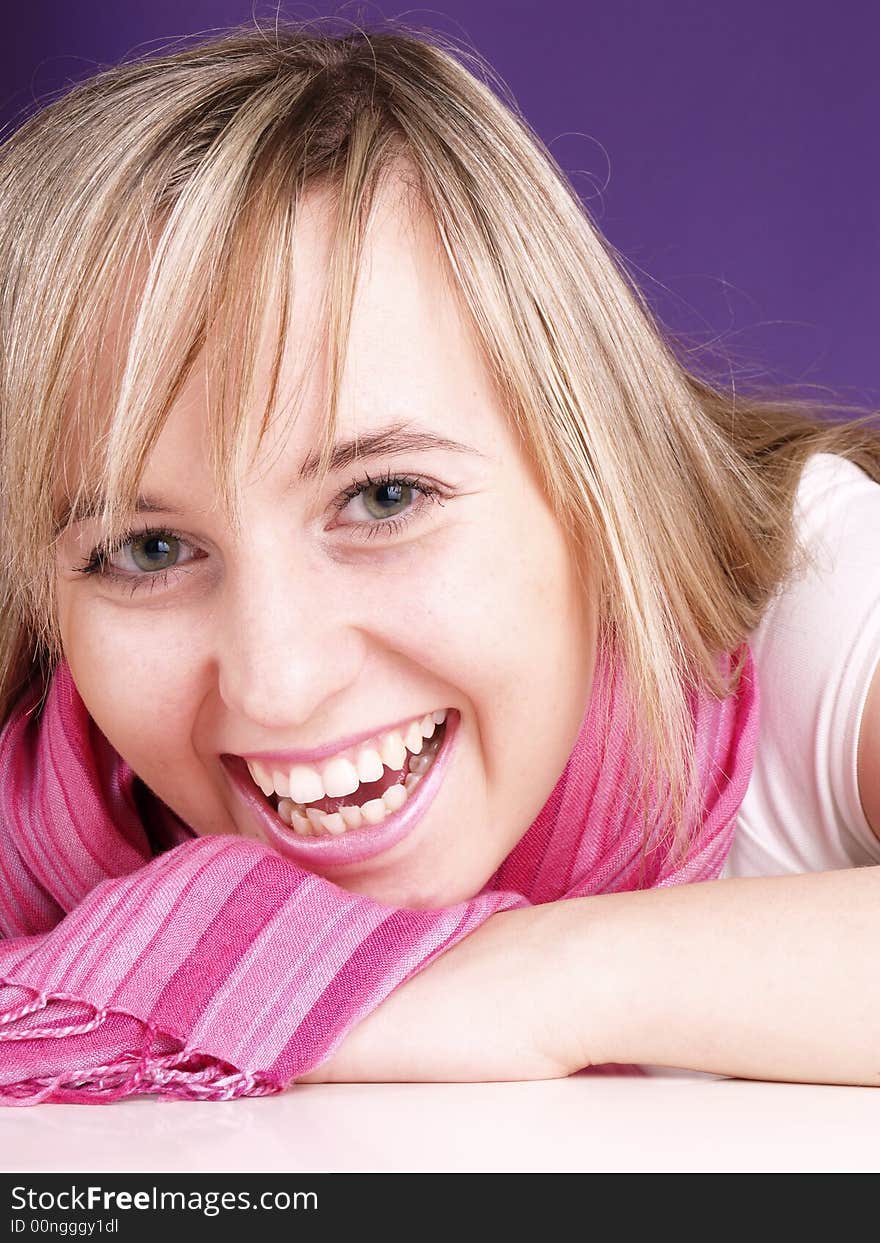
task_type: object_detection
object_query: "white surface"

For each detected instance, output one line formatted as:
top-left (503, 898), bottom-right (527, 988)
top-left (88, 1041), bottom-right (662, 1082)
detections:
top-left (1, 1068), bottom-right (878, 1173)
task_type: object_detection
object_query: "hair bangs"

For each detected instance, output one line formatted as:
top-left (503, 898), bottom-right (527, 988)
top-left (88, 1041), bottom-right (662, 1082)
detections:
top-left (197, 103), bottom-right (414, 526)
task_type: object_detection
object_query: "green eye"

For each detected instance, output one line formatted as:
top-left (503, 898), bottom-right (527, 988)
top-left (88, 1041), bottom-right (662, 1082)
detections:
top-left (361, 481), bottom-right (413, 519)
top-left (129, 533), bottom-right (181, 572)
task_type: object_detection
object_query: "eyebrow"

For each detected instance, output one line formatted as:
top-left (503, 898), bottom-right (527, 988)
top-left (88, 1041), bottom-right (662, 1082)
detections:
top-left (297, 423), bottom-right (482, 480)
top-left (54, 422), bottom-right (483, 534)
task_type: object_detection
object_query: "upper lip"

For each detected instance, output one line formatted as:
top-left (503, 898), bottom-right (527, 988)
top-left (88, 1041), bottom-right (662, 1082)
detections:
top-left (228, 709), bottom-right (450, 768)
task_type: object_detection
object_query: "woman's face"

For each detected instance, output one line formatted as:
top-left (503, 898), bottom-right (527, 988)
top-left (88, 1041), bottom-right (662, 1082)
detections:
top-left (54, 180), bottom-right (598, 908)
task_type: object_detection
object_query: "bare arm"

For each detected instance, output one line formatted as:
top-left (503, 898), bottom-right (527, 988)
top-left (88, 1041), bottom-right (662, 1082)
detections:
top-left (299, 865), bottom-right (880, 1087)
top-left (569, 865), bottom-right (880, 1085)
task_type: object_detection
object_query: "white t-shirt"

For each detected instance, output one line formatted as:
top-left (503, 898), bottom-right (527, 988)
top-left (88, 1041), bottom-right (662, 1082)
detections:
top-left (720, 451), bottom-right (880, 879)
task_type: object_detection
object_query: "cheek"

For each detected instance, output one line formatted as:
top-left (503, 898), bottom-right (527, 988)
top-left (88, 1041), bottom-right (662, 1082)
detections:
top-left (359, 504), bottom-right (592, 772)
top-left (58, 595), bottom-right (199, 765)
top-left (358, 500), bottom-right (588, 687)
top-left (353, 520), bottom-right (537, 693)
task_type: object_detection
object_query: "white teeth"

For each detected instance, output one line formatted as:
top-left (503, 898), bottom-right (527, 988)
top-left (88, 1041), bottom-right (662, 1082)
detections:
top-left (379, 731), bottom-right (407, 772)
top-left (272, 766), bottom-right (434, 838)
top-left (340, 804), bottom-right (363, 830)
top-left (289, 765), bottom-right (324, 805)
top-left (361, 798), bottom-right (387, 825)
top-left (320, 812), bottom-right (346, 836)
top-left (321, 756), bottom-right (359, 799)
top-left (355, 747), bottom-right (384, 784)
top-left (291, 810), bottom-right (312, 836)
top-left (404, 721), bottom-right (423, 755)
top-left (248, 760), bottom-right (275, 798)
top-left (246, 709), bottom-right (450, 806)
top-left (277, 799), bottom-right (314, 835)
top-left (382, 783), bottom-right (407, 813)
top-left (272, 770), bottom-right (290, 800)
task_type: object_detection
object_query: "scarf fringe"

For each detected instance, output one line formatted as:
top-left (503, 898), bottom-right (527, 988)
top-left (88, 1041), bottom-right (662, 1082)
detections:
top-left (0, 984), bottom-right (281, 1106)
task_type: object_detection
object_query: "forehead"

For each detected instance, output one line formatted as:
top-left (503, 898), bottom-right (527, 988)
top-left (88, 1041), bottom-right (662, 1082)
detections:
top-left (58, 170), bottom-right (508, 519)
top-left (282, 174), bottom-right (491, 427)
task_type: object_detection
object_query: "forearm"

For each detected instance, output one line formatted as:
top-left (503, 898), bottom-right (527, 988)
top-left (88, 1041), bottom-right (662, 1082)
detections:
top-left (297, 897), bottom-right (575, 1084)
top-left (571, 865), bottom-right (880, 1086)
top-left (299, 865), bottom-right (880, 1088)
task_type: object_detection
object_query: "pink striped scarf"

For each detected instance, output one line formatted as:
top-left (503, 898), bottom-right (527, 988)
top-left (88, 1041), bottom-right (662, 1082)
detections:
top-left (0, 639), bottom-right (759, 1104)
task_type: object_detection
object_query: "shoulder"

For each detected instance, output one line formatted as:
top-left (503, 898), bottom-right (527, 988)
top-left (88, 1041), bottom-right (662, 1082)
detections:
top-left (857, 659), bottom-right (880, 841)
top-left (796, 453), bottom-right (880, 843)
top-left (759, 452), bottom-right (880, 847)
top-left (793, 450), bottom-right (879, 518)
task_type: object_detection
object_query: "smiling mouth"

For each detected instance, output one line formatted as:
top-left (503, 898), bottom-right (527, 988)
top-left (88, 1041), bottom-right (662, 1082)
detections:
top-left (244, 712), bottom-right (449, 839)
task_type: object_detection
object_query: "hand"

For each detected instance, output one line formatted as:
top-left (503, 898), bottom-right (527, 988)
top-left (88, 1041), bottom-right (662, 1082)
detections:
top-left (297, 900), bottom-right (601, 1084)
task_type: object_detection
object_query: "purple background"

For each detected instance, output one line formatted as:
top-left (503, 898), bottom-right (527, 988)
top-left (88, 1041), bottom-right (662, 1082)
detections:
top-left (3, 2), bottom-right (877, 404)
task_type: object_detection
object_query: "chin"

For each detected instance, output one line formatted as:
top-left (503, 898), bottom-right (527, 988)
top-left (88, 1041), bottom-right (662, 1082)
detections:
top-left (336, 865), bottom-right (486, 910)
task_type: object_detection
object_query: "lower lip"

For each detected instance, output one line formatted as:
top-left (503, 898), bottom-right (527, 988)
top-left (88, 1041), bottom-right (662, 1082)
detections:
top-left (223, 711), bottom-right (459, 867)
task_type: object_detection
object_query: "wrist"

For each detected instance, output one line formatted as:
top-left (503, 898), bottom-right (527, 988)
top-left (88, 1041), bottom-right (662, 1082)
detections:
top-left (537, 894), bottom-right (628, 1072)
top-left (491, 896), bottom-right (622, 1075)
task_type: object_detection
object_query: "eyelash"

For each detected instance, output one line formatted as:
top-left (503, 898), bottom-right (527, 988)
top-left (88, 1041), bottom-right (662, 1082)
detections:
top-left (73, 470), bottom-right (446, 595)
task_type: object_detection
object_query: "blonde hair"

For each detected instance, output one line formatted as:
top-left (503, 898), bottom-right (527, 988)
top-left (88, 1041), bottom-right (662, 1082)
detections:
top-left (2, 18), bottom-right (878, 860)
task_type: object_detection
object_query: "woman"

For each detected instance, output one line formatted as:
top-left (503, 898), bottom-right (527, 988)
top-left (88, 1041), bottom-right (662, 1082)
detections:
top-left (1, 22), bottom-right (878, 1103)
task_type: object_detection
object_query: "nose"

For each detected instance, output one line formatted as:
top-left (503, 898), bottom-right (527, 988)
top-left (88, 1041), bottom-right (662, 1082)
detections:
top-left (215, 557), bottom-right (366, 733)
